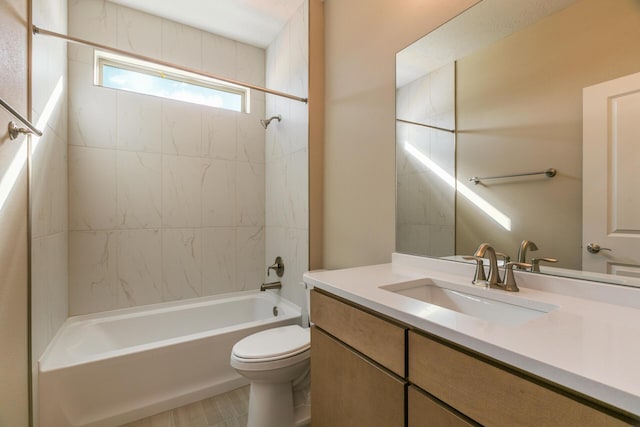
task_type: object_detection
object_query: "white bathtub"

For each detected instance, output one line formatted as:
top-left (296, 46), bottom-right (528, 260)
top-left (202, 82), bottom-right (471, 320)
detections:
top-left (39, 291), bottom-right (301, 427)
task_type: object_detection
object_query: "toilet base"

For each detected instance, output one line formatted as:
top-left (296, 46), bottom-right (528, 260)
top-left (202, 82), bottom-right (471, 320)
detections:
top-left (247, 381), bottom-right (293, 427)
top-left (246, 367), bottom-right (311, 427)
top-left (293, 404), bottom-right (311, 427)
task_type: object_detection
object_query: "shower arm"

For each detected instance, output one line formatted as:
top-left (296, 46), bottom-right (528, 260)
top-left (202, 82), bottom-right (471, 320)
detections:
top-left (260, 115), bottom-right (282, 129)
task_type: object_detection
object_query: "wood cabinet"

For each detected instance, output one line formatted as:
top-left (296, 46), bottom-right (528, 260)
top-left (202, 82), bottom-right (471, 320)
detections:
top-left (408, 330), bottom-right (630, 427)
top-left (311, 327), bottom-right (405, 427)
top-left (310, 289), bottom-right (405, 376)
top-left (310, 289), bottom-right (636, 426)
top-left (408, 386), bottom-right (478, 427)
top-left (310, 289), bottom-right (407, 426)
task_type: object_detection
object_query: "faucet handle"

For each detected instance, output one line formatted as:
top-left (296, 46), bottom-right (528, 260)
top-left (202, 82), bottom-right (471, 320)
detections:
top-left (496, 252), bottom-right (510, 267)
top-left (503, 262), bottom-right (531, 292)
top-left (267, 256), bottom-right (285, 277)
top-left (530, 257), bottom-right (558, 272)
top-left (462, 256), bottom-right (487, 285)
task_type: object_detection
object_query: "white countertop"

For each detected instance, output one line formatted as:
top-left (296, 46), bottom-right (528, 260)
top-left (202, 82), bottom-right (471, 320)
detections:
top-left (303, 253), bottom-right (640, 418)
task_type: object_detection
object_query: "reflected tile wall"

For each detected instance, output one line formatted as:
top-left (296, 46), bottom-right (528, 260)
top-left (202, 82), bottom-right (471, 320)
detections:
top-left (68, 1), bottom-right (266, 315)
top-left (265, 1), bottom-right (309, 310)
top-left (396, 62), bottom-right (455, 257)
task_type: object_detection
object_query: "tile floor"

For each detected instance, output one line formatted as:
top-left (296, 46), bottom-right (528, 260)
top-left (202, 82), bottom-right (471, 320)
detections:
top-left (120, 386), bottom-right (250, 427)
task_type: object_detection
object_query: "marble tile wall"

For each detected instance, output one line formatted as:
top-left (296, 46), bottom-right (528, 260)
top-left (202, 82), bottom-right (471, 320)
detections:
top-left (68, 0), bottom-right (267, 315)
top-left (396, 63), bottom-right (455, 257)
top-left (265, 1), bottom-right (310, 310)
top-left (31, 0), bottom-right (68, 424)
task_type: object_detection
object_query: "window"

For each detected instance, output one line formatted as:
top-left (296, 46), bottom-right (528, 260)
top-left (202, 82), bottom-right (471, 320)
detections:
top-left (95, 50), bottom-right (249, 113)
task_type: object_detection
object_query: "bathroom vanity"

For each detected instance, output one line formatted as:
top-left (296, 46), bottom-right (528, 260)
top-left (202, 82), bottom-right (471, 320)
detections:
top-left (305, 254), bottom-right (640, 426)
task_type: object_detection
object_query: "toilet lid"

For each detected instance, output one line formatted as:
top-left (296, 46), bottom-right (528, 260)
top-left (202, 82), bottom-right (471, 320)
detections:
top-left (233, 325), bottom-right (310, 360)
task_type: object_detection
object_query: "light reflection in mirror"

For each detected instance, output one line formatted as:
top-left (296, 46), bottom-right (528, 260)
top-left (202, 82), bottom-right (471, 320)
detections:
top-left (404, 141), bottom-right (511, 231)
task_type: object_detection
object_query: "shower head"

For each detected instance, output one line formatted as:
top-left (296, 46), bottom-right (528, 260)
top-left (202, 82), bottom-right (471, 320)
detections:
top-left (260, 115), bottom-right (282, 129)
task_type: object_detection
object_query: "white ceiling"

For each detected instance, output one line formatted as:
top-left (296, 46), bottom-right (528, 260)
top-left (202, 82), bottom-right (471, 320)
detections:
top-left (396, 0), bottom-right (578, 87)
top-left (109, 0), bottom-right (305, 48)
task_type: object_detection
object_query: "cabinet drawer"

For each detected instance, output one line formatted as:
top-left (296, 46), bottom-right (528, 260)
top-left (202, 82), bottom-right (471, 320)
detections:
top-left (311, 290), bottom-right (406, 376)
top-left (409, 331), bottom-right (630, 426)
top-left (311, 327), bottom-right (406, 427)
top-left (408, 386), bottom-right (478, 427)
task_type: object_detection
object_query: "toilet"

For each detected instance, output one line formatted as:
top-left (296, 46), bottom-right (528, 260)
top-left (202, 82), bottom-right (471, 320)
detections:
top-left (230, 283), bottom-right (314, 427)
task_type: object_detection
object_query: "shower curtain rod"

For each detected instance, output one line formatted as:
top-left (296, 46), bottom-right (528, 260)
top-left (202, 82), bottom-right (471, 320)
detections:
top-left (32, 25), bottom-right (309, 104)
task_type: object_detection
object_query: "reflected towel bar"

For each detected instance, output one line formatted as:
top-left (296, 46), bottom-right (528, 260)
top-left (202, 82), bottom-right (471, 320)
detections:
top-left (469, 168), bottom-right (556, 185)
top-left (396, 118), bottom-right (455, 134)
top-left (32, 25), bottom-right (308, 104)
top-left (0, 96), bottom-right (43, 140)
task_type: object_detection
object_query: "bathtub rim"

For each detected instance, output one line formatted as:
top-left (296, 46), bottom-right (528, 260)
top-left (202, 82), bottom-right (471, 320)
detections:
top-left (39, 290), bottom-right (301, 373)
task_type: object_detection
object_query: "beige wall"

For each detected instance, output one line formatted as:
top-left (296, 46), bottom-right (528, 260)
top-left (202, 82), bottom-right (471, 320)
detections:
top-left (322, 0), bottom-right (477, 269)
top-left (456, 0), bottom-right (640, 268)
top-left (308, 0), bottom-right (324, 270)
top-left (0, 0), bottom-right (29, 424)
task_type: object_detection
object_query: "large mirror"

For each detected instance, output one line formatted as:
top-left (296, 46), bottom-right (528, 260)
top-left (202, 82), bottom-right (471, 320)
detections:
top-left (396, 0), bottom-right (640, 286)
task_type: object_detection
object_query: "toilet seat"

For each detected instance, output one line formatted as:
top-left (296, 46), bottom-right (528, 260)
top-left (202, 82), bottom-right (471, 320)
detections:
top-left (230, 324), bottom-right (312, 427)
top-left (232, 325), bottom-right (310, 363)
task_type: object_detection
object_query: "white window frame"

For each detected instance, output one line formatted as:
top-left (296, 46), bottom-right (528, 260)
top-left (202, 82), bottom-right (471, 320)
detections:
top-left (94, 50), bottom-right (250, 113)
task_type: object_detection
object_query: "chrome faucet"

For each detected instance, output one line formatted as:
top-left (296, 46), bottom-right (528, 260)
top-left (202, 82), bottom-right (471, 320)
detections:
top-left (462, 256), bottom-right (487, 285)
top-left (517, 240), bottom-right (538, 267)
top-left (517, 240), bottom-right (558, 272)
top-left (474, 243), bottom-right (501, 286)
top-left (531, 257), bottom-right (558, 272)
top-left (260, 281), bottom-right (282, 291)
top-left (473, 243), bottom-right (530, 292)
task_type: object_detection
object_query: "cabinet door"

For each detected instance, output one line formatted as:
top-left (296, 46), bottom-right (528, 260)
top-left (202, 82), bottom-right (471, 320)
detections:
top-left (311, 289), bottom-right (406, 376)
top-left (311, 326), bottom-right (406, 427)
top-left (409, 331), bottom-right (632, 426)
top-left (408, 386), bottom-right (478, 427)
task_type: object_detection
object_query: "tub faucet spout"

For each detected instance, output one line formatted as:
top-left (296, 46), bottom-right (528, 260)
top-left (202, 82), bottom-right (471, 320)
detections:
top-left (260, 281), bottom-right (282, 292)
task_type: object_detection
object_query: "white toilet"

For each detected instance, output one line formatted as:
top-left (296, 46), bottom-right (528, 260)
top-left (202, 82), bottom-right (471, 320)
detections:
top-left (231, 324), bottom-right (310, 427)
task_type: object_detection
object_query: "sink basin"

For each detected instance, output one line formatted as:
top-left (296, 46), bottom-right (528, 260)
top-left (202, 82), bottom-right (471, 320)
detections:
top-left (381, 279), bottom-right (557, 326)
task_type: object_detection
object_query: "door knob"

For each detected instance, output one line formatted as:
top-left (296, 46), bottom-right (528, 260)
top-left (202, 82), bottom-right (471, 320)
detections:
top-left (586, 243), bottom-right (612, 254)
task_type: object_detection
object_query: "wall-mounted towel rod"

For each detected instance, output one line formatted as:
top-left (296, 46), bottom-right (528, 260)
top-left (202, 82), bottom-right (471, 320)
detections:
top-left (32, 25), bottom-right (308, 104)
top-left (396, 118), bottom-right (455, 134)
top-left (469, 168), bottom-right (556, 185)
top-left (0, 96), bottom-right (43, 140)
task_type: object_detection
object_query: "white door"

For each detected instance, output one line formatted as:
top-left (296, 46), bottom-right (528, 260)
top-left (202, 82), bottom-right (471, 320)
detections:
top-left (582, 72), bottom-right (640, 278)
